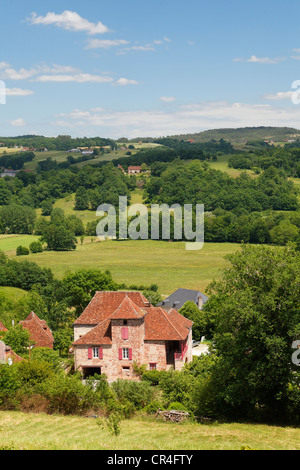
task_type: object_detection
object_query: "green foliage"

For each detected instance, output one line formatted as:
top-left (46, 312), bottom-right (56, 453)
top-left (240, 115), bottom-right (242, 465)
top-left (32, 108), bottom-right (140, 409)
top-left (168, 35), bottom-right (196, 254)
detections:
top-left (168, 402), bottom-right (189, 411)
top-left (0, 204), bottom-right (36, 234)
top-left (29, 241), bottom-right (43, 253)
top-left (16, 246), bottom-right (29, 256)
top-left (36, 374), bottom-right (94, 415)
top-left (96, 413), bottom-right (122, 436)
top-left (62, 269), bottom-right (119, 314)
top-left (3, 325), bottom-right (32, 355)
top-left (179, 301), bottom-right (206, 341)
top-left (203, 244), bottom-right (300, 422)
top-left (30, 347), bottom-right (63, 372)
top-left (111, 379), bottom-right (155, 410)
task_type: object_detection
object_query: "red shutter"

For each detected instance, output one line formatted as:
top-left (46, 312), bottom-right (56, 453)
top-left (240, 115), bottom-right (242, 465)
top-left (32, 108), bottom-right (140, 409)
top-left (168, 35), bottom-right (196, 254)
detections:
top-left (88, 347), bottom-right (92, 359)
top-left (99, 348), bottom-right (103, 360)
top-left (119, 348), bottom-right (123, 360)
top-left (121, 327), bottom-right (128, 340)
top-left (129, 348), bottom-right (133, 360)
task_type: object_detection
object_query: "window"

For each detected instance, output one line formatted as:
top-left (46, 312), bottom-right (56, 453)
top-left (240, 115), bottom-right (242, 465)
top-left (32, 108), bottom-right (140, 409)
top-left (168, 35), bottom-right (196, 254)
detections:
top-left (93, 347), bottom-right (99, 359)
top-left (149, 363), bottom-right (157, 370)
top-left (123, 348), bottom-right (129, 360)
top-left (123, 320), bottom-right (128, 325)
top-left (119, 348), bottom-right (132, 360)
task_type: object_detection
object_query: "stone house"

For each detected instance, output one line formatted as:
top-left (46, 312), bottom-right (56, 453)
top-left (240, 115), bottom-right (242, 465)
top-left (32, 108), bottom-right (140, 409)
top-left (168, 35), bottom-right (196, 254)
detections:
top-left (73, 291), bottom-right (193, 381)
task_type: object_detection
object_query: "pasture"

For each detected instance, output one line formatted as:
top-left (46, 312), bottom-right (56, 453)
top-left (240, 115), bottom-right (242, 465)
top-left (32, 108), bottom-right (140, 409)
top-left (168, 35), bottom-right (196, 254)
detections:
top-left (5, 237), bottom-right (240, 295)
top-left (0, 411), bottom-right (299, 450)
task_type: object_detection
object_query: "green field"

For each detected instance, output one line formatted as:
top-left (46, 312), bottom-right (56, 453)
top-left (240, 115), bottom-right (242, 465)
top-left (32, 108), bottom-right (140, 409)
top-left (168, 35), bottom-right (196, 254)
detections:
top-left (0, 234), bottom-right (40, 255)
top-left (0, 411), bottom-right (299, 450)
top-left (5, 236), bottom-right (239, 295)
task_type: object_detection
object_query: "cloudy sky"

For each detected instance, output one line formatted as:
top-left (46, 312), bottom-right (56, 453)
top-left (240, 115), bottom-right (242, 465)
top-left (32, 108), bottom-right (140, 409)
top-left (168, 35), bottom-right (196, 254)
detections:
top-left (1, 0), bottom-right (300, 138)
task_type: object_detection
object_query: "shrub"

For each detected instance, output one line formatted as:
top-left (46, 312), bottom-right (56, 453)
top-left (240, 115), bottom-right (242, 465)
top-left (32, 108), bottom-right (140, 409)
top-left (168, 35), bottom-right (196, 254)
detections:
top-left (29, 241), bottom-right (43, 253)
top-left (16, 245), bottom-right (29, 256)
top-left (36, 374), bottom-right (95, 415)
top-left (144, 401), bottom-right (165, 415)
top-left (111, 379), bottom-right (154, 410)
top-left (168, 402), bottom-right (189, 411)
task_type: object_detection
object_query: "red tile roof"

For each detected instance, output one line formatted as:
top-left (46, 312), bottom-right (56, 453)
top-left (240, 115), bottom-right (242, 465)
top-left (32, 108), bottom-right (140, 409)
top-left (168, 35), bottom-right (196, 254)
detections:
top-left (144, 307), bottom-right (193, 341)
top-left (109, 296), bottom-right (147, 320)
top-left (73, 291), bottom-right (150, 325)
top-left (73, 291), bottom-right (193, 345)
top-left (19, 312), bottom-right (54, 348)
top-left (73, 319), bottom-right (112, 346)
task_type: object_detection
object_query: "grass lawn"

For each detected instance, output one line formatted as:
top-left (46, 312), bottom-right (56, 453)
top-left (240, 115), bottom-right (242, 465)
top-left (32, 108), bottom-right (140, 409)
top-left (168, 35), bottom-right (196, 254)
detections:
top-left (6, 238), bottom-right (240, 295)
top-left (0, 234), bottom-right (40, 255)
top-left (0, 411), bottom-right (299, 450)
top-left (0, 286), bottom-right (28, 300)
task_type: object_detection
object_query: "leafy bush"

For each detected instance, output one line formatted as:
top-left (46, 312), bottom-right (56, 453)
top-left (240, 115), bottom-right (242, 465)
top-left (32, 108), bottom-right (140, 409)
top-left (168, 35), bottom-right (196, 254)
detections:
top-left (168, 402), bottom-right (189, 411)
top-left (144, 401), bottom-right (164, 414)
top-left (36, 374), bottom-right (95, 415)
top-left (29, 241), bottom-right (43, 253)
top-left (111, 379), bottom-right (154, 410)
top-left (16, 246), bottom-right (29, 256)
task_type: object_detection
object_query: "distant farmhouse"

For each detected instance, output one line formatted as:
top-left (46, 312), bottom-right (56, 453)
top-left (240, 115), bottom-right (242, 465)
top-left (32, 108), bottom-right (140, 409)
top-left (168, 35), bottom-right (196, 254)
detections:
top-left (158, 288), bottom-right (209, 311)
top-left (127, 166), bottom-right (142, 174)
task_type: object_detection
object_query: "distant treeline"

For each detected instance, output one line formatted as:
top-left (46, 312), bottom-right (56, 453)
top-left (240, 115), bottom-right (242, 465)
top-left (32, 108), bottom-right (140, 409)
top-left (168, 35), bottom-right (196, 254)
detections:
top-left (228, 147), bottom-right (300, 176)
top-left (0, 134), bottom-right (115, 151)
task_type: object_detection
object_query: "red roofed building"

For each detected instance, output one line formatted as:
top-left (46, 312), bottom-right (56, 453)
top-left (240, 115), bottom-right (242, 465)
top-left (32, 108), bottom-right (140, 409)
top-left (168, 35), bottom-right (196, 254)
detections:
top-left (73, 291), bottom-right (193, 380)
top-left (19, 312), bottom-right (54, 349)
top-left (127, 166), bottom-right (142, 174)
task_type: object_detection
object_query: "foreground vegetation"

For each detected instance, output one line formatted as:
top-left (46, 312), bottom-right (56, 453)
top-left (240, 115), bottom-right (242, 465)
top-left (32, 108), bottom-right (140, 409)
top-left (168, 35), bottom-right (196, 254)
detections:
top-left (1, 410), bottom-right (300, 450)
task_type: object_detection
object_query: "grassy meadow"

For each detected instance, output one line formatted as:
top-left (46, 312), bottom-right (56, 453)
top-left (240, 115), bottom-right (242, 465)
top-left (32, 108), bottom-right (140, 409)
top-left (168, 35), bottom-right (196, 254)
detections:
top-left (0, 411), bottom-right (299, 450)
top-left (3, 236), bottom-right (238, 295)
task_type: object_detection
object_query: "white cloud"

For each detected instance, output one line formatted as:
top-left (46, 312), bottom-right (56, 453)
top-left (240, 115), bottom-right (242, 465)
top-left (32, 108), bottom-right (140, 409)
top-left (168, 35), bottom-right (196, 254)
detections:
top-left (6, 88), bottom-right (34, 96)
top-left (263, 91), bottom-right (294, 101)
top-left (114, 78), bottom-right (139, 86)
top-left (160, 96), bottom-right (176, 103)
top-left (0, 63), bottom-right (80, 81)
top-left (234, 55), bottom-right (285, 64)
top-left (52, 100), bottom-right (300, 139)
top-left (10, 118), bottom-right (26, 127)
top-left (27, 11), bottom-right (109, 35)
top-left (85, 39), bottom-right (129, 49)
top-left (35, 73), bottom-right (114, 83)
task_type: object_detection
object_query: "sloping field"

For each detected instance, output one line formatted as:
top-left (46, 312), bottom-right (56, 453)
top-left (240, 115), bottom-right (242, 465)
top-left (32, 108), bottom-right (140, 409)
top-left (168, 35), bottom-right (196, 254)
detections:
top-left (0, 411), bottom-right (299, 450)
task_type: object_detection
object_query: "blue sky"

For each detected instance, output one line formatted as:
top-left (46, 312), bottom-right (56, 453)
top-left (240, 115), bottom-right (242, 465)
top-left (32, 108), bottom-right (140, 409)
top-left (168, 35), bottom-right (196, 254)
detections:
top-left (1, 0), bottom-right (300, 138)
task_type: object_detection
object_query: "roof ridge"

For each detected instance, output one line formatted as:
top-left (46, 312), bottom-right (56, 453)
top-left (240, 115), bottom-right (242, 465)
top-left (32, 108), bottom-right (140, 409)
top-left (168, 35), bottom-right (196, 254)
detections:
top-left (23, 312), bottom-right (54, 342)
top-left (158, 307), bottom-right (185, 340)
top-left (111, 295), bottom-right (145, 318)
